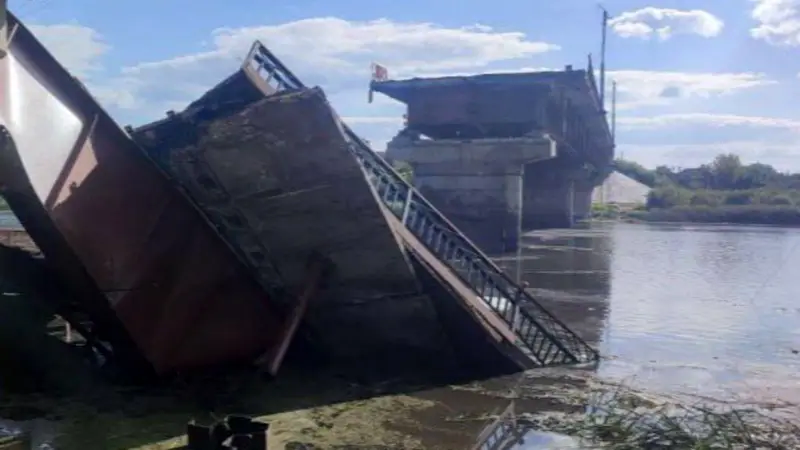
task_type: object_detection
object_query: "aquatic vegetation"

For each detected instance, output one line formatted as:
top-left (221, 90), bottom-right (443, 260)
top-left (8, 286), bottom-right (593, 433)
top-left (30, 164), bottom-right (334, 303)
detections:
top-left (548, 387), bottom-right (800, 449)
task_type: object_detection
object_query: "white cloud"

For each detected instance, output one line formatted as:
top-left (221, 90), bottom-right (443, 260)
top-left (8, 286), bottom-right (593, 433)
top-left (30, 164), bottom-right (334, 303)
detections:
top-left (616, 113), bottom-right (800, 170)
top-left (751, 0), bottom-right (800, 46)
top-left (24, 17), bottom-right (559, 121)
top-left (608, 70), bottom-right (775, 109)
top-left (28, 23), bottom-right (110, 77)
top-left (25, 23), bottom-right (148, 111)
top-left (119, 18), bottom-right (559, 105)
top-left (618, 113), bottom-right (800, 130)
top-left (609, 7), bottom-right (724, 40)
top-left (20, 16), bottom-right (797, 172)
top-left (617, 141), bottom-right (800, 171)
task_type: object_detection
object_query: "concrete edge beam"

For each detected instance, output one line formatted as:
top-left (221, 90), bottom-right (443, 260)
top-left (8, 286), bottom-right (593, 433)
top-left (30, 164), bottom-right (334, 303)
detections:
top-left (388, 134), bottom-right (557, 166)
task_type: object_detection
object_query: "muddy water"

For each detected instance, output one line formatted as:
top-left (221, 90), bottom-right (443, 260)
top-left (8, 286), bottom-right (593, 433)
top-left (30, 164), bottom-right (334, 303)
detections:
top-left (270, 222), bottom-right (800, 449)
top-left (499, 222), bottom-right (800, 408)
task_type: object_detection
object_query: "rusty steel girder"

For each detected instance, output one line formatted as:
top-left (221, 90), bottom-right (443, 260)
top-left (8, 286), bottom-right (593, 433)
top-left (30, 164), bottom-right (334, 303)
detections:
top-left (0, 12), bottom-right (299, 377)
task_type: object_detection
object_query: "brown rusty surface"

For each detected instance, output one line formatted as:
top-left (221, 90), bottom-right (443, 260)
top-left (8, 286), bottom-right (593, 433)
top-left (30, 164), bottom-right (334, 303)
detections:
top-left (0, 13), bottom-right (289, 374)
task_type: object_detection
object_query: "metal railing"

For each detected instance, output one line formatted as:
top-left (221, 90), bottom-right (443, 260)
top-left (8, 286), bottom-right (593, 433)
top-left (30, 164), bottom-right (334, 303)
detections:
top-left (244, 41), bottom-right (599, 366)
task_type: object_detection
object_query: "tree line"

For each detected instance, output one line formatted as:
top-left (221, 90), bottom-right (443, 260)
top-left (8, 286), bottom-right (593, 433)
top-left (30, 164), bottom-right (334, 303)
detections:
top-left (614, 154), bottom-right (800, 209)
top-left (612, 154), bottom-right (800, 225)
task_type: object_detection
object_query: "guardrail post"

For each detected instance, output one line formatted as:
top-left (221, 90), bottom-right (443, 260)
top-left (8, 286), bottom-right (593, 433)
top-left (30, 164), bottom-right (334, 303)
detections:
top-left (401, 188), bottom-right (413, 225)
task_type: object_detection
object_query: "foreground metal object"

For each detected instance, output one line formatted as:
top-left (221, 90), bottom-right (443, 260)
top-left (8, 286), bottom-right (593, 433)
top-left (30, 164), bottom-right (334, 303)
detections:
top-left (472, 403), bottom-right (520, 450)
top-left (187, 416), bottom-right (268, 450)
top-left (0, 13), bottom-right (299, 376)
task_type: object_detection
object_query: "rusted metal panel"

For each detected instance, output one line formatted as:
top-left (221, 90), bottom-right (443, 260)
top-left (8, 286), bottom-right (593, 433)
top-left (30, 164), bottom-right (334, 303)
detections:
top-left (0, 12), bottom-right (291, 375)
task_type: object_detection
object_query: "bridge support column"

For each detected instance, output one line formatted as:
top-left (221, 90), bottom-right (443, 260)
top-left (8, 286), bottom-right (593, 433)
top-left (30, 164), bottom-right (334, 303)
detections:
top-left (522, 159), bottom-right (590, 230)
top-left (387, 134), bottom-right (556, 254)
top-left (412, 165), bottom-right (523, 255)
top-left (572, 181), bottom-right (594, 222)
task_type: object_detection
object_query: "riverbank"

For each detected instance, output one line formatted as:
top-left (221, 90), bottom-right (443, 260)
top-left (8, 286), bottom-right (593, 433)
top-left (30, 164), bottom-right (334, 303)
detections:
top-left (2, 366), bottom-right (797, 449)
top-left (592, 204), bottom-right (800, 227)
top-left (627, 205), bottom-right (800, 227)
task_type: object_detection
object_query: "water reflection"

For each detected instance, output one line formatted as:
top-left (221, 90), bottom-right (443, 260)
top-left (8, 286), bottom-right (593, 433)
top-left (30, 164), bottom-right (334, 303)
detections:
top-left (471, 402), bottom-right (579, 450)
top-left (495, 225), bottom-right (612, 349)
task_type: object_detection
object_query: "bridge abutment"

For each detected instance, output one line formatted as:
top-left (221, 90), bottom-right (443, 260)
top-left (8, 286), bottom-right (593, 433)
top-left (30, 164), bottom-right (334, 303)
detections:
top-left (521, 159), bottom-right (595, 230)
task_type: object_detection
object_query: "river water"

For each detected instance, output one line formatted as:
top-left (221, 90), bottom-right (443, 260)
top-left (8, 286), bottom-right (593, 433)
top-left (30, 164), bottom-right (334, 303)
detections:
top-left (1, 211), bottom-right (798, 448)
top-left (390, 222), bottom-right (800, 448)
top-left (504, 222), bottom-right (800, 407)
top-left (0, 211), bottom-right (20, 229)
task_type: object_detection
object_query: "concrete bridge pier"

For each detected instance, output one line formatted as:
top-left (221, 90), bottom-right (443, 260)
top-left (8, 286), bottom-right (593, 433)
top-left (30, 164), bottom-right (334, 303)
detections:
top-left (520, 157), bottom-right (598, 230)
top-left (387, 134), bottom-right (556, 254)
top-left (572, 180), bottom-right (595, 223)
top-left (414, 164), bottom-right (524, 254)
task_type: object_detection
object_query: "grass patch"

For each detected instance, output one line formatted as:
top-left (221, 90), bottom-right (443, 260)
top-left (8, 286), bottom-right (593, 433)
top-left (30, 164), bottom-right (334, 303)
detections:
top-left (628, 205), bottom-right (800, 226)
top-left (538, 387), bottom-right (800, 449)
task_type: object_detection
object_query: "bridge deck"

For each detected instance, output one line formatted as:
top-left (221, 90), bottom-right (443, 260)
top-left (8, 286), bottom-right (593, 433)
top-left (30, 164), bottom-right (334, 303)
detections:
top-left (133, 86), bottom-right (444, 363)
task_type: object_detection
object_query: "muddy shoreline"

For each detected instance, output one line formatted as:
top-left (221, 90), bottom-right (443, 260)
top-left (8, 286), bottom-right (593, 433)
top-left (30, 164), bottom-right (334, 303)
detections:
top-left (3, 363), bottom-right (798, 449)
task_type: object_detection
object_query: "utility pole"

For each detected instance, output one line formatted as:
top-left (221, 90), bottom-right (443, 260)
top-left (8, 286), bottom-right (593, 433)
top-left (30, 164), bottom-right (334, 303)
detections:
top-left (599, 5), bottom-right (610, 109)
top-left (611, 80), bottom-right (617, 147)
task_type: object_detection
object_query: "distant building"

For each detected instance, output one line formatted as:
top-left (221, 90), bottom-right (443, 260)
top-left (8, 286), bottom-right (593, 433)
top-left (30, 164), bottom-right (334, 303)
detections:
top-left (592, 171), bottom-right (651, 206)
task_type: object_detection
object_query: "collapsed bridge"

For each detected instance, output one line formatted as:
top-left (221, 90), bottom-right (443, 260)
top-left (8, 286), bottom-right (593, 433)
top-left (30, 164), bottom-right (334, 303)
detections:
top-left (0, 10), bottom-right (599, 382)
top-left (373, 60), bottom-right (615, 254)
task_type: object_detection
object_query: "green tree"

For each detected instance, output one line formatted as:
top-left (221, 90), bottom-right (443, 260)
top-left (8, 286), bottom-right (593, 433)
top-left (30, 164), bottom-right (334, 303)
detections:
top-left (710, 153), bottom-right (743, 189)
top-left (613, 159), bottom-right (656, 186)
top-left (738, 163), bottom-right (778, 189)
top-left (392, 161), bottom-right (413, 183)
top-left (647, 185), bottom-right (692, 209)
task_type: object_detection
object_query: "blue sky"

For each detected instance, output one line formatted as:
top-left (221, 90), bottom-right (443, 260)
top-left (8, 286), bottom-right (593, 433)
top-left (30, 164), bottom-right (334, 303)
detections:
top-left (11, 0), bottom-right (800, 170)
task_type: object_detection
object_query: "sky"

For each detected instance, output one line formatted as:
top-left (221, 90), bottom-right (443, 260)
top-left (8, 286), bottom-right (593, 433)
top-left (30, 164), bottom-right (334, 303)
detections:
top-left (9, 0), bottom-right (800, 171)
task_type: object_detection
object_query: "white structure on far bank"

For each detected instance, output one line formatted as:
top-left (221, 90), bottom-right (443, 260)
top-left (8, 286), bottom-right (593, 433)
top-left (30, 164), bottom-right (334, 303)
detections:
top-left (593, 171), bottom-right (651, 206)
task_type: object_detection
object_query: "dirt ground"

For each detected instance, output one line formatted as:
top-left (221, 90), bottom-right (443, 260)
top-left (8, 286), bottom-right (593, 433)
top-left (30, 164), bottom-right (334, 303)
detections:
top-left (0, 365), bottom-right (602, 450)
